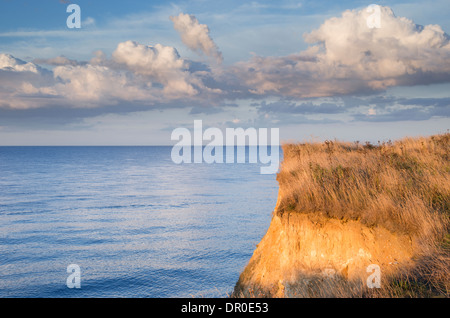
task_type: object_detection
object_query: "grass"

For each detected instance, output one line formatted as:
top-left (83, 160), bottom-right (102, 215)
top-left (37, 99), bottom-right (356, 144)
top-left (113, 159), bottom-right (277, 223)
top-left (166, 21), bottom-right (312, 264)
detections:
top-left (275, 133), bottom-right (450, 297)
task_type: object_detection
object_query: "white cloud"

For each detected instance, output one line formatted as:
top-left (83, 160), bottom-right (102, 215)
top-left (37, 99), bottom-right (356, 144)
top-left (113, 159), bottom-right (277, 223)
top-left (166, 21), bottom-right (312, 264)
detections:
top-left (0, 54), bottom-right (39, 73)
top-left (51, 64), bottom-right (152, 106)
top-left (0, 39), bottom-right (220, 109)
top-left (112, 40), bottom-right (198, 97)
top-left (170, 13), bottom-right (223, 63)
top-left (233, 6), bottom-right (450, 98)
top-left (304, 6), bottom-right (450, 77)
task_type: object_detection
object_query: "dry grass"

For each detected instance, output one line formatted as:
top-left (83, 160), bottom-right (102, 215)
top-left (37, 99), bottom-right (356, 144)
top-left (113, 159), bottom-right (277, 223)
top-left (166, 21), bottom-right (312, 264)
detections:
top-left (275, 133), bottom-right (450, 297)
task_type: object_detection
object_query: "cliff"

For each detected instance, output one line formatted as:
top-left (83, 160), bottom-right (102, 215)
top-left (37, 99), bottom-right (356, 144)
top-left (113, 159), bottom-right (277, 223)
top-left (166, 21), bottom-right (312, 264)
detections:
top-left (233, 134), bottom-right (449, 297)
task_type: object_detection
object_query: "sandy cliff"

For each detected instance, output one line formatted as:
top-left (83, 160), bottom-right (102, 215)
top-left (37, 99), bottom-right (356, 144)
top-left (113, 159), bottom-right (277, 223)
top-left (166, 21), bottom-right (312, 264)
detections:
top-left (233, 193), bottom-right (416, 297)
top-left (233, 134), bottom-right (449, 297)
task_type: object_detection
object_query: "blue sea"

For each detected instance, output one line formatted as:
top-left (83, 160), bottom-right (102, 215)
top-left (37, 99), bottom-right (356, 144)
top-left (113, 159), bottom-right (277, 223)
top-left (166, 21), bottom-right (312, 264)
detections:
top-left (0, 146), bottom-right (279, 298)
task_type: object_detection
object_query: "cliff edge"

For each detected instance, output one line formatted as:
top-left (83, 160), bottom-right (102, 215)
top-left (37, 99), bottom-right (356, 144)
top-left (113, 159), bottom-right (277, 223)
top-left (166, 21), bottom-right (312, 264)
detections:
top-left (233, 134), bottom-right (449, 297)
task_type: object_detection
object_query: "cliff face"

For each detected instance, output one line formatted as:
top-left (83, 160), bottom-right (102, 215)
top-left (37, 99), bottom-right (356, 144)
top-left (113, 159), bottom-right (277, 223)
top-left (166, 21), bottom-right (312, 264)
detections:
top-left (233, 134), bottom-right (449, 297)
top-left (233, 192), bottom-right (416, 297)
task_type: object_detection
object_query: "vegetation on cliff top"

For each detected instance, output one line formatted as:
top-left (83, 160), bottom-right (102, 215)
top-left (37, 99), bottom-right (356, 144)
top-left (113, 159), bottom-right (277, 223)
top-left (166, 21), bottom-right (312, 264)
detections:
top-left (275, 133), bottom-right (449, 297)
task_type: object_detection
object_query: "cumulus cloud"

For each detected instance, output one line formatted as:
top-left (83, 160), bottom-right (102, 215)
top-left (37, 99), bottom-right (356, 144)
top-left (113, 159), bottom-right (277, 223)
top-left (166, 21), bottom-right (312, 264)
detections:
top-left (0, 54), bottom-right (40, 73)
top-left (0, 52), bottom-right (153, 109)
top-left (112, 40), bottom-right (198, 97)
top-left (170, 13), bottom-right (223, 63)
top-left (233, 6), bottom-right (450, 98)
top-left (51, 64), bottom-right (154, 106)
top-left (0, 38), bottom-right (223, 110)
top-left (0, 53), bottom-right (58, 109)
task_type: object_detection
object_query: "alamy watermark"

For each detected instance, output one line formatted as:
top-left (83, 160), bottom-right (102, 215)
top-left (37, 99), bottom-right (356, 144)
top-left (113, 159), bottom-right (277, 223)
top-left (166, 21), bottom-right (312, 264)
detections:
top-left (66, 4), bottom-right (81, 29)
top-left (366, 264), bottom-right (381, 288)
top-left (66, 264), bottom-right (81, 288)
top-left (171, 120), bottom-right (280, 174)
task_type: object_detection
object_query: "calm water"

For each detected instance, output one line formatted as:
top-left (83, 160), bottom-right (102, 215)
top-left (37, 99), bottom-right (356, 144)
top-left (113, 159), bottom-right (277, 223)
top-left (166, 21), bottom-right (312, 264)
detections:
top-left (0, 147), bottom-right (279, 297)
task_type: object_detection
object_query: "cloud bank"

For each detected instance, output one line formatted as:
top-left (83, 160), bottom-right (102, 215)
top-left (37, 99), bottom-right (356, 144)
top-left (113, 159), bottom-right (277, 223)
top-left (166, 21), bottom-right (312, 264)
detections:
top-left (1, 6), bottom-right (449, 124)
top-left (233, 6), bottom-right (450, 98)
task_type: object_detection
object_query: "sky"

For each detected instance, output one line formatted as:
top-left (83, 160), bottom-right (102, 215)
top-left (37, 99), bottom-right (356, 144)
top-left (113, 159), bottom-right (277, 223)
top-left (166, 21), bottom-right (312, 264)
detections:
top-left (0, 0), bottom-right (449, 145)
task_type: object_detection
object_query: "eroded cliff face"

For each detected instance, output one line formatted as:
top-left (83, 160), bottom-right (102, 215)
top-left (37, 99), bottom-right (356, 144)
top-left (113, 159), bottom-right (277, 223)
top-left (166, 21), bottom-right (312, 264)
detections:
top-left (234, 136), bottom-right (449, 297)
top-left (233, 192), bottom-right (417, 298)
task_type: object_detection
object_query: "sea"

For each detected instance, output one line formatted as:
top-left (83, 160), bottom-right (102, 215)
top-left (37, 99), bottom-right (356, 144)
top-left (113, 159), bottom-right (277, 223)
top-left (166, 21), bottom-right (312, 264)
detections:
top-left (0, 146), bottom-right (279, 297)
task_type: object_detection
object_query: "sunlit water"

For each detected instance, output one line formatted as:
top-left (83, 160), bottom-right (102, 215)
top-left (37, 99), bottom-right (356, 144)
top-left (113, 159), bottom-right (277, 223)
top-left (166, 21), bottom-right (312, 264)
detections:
top-left (0, 147), bottom-right (279, 297)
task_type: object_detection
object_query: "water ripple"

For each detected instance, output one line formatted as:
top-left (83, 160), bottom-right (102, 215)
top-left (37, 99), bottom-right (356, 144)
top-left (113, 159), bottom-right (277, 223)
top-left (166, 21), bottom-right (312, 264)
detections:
top-left (0, 146), bottom-right (278, 297)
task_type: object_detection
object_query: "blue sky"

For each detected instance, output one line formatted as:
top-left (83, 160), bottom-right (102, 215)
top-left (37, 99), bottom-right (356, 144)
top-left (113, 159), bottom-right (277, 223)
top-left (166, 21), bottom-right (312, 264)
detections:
top-left (0, 0), bottom-right (449, 145)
